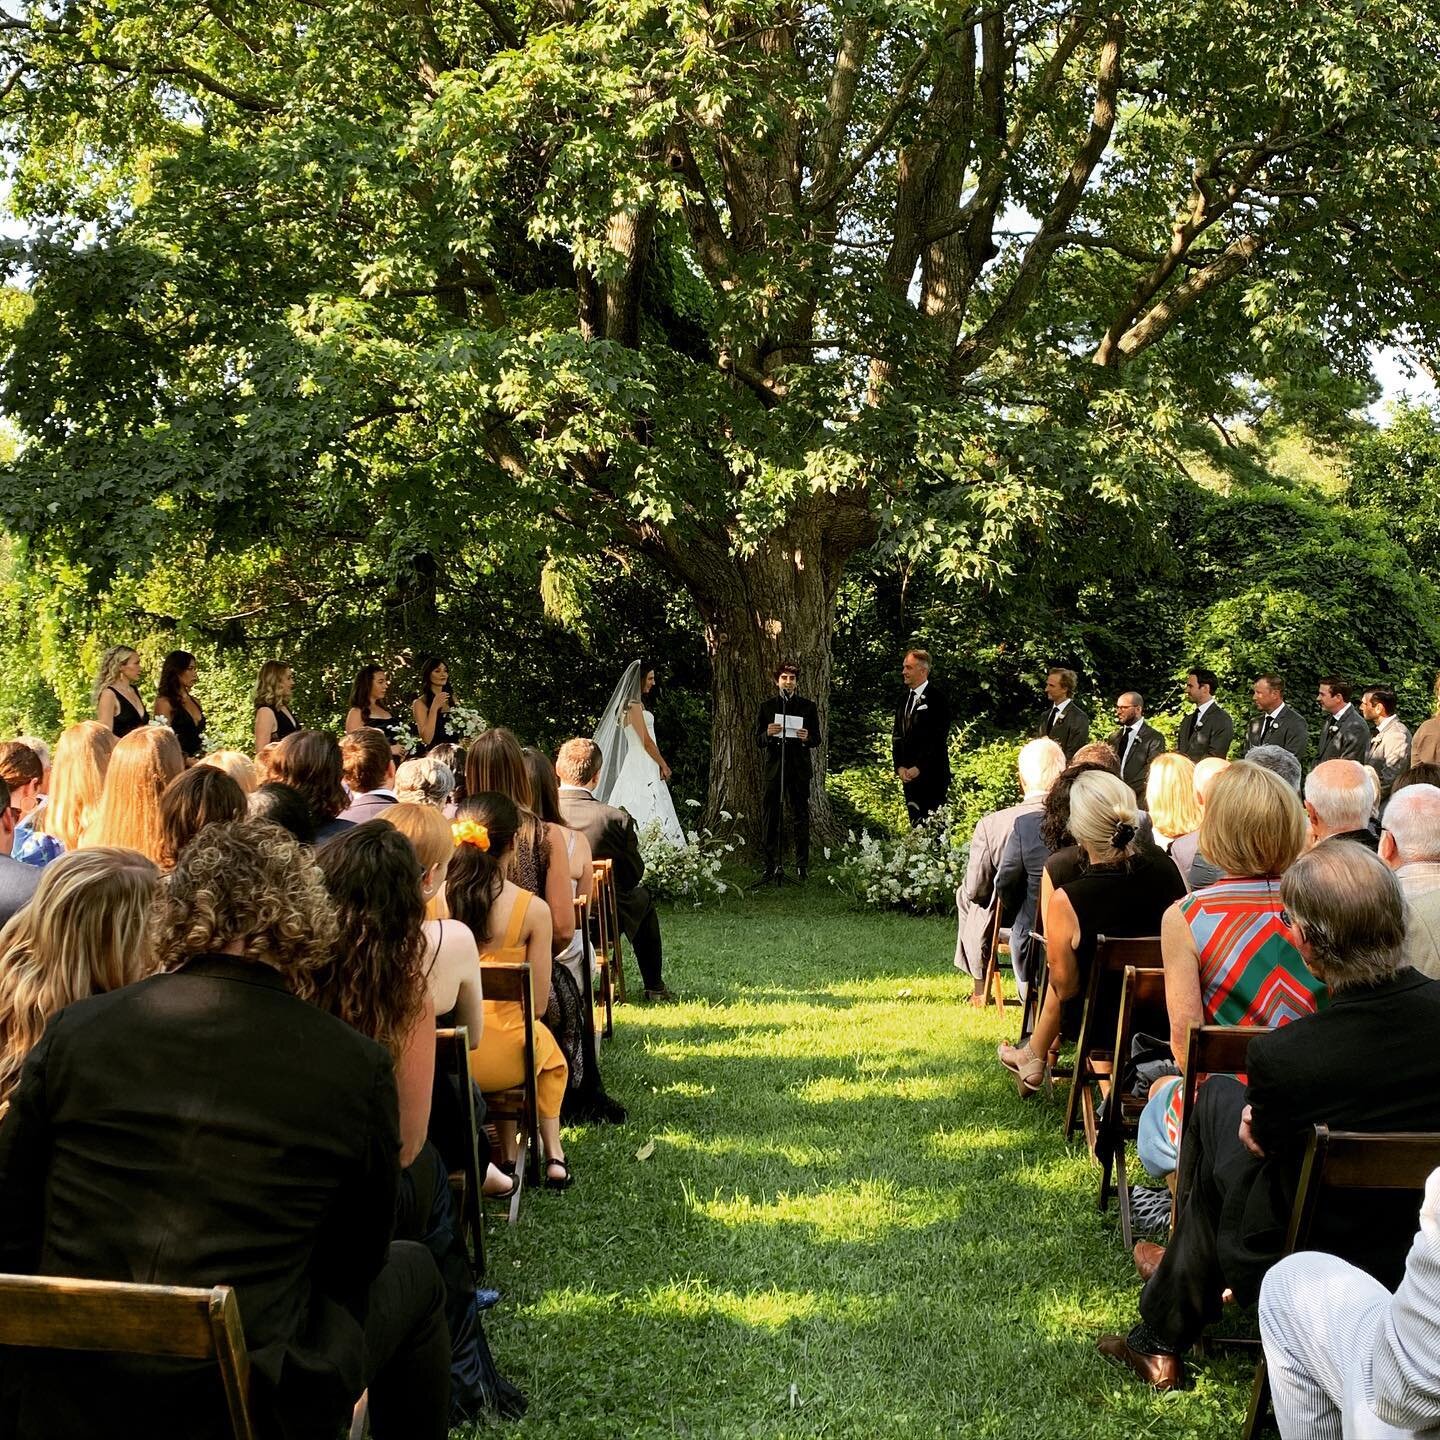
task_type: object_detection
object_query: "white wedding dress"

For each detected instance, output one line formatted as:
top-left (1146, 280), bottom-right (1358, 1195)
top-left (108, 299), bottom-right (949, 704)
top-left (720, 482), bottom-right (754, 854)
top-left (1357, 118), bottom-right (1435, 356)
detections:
top-left (608, 708), bottom-right (686, 848)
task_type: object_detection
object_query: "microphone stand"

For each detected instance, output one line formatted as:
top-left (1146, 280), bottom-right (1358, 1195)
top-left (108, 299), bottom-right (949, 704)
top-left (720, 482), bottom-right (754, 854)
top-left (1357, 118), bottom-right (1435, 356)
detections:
top-left (777, 689), bottom-right (789, 885)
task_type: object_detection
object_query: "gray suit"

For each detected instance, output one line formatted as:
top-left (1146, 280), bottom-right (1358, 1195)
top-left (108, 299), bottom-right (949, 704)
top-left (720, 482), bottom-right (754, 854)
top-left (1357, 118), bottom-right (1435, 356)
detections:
top-left (1039, 702), bottom-right (1090, 762)
top-left (1369, 720), bottom-right (1413, 807)
top-left (0, 855), bottom-right (38, 929)
top-left (955, 796), bottom-right (1045, 981)
top-left (1176, 704), bottom-right (1235, 761)
top-left (337, 789), bottom-right (399, 825)
top-left (1108, 721), bottom-right (1166, 806)
top-left (1239, 705), bottom-right (1310, 767)
top-left (1316, 704), bottom-right (1372, 766)
top-left (995, 811), bottom-right (1052, 1001)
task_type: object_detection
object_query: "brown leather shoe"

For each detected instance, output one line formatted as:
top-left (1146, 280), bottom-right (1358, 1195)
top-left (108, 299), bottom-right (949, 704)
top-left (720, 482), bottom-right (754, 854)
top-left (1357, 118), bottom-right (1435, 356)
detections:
top-left (1133, 1241), bottom-right (1166, 1282)
top-left (1096, 1335), bottom-right (1184, 1391)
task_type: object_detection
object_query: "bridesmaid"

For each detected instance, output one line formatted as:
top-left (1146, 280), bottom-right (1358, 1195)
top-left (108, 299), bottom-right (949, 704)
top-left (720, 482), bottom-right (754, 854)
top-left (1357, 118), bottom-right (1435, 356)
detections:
top-left (411, 656), bottom-right (456, 755)
top-left (253, 660), bottom-right (300, 754)
top-left (152, 650), bottom-right (207, 763)
top-left (94, 646), bottom-right (148, 738)
top-left (344, 664), bottom-right (404, 757)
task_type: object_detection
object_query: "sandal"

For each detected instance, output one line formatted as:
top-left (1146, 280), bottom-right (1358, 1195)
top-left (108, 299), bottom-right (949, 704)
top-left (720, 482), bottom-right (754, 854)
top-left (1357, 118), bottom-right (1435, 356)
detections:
top-left (997, 1039), bottom-right (1045, 1098)
top-left (544, 1156), bottom-right (575, 1191)
top-left (483, 1164), bottom-right (520, 1200)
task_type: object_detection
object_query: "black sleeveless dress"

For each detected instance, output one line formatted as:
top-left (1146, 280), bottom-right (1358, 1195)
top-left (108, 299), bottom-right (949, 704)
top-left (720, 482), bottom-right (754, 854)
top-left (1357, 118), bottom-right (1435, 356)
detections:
top-left (255, 705), bottom-right (300, 748)
top-left (108, 686), bottom-right (148, 739)
top-left (417, 693), bottom-right (456, 755)
top-left (361, 708), bottom-right (405, 753)
top-left (166, 697), bottom-right (207, 759)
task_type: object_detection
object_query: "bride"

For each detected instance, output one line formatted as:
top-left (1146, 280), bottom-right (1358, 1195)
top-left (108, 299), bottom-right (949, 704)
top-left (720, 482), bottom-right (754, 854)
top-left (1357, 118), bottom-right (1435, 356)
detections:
top-left (592, 661), bottom-right (686, 848)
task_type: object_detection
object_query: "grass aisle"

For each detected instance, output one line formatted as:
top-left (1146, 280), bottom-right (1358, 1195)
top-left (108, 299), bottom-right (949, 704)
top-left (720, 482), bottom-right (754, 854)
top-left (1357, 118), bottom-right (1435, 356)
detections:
top-left (463, 884), bottom-right (1249, 1438)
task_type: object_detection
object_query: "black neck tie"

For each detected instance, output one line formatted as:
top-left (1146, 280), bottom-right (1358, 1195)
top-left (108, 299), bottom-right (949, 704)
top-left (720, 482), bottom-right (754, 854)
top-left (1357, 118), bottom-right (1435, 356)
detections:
top-left (1047, 706), bottom-right (1059, 733)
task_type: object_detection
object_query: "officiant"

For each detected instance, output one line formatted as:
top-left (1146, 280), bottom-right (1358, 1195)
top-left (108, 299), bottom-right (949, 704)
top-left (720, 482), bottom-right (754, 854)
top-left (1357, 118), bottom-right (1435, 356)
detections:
top-left (755, 661), bottom-right (821, 883)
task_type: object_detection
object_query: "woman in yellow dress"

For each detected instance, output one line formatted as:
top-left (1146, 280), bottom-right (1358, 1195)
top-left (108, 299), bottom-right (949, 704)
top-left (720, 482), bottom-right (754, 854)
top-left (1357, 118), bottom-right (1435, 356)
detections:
top-left (446, 791), bottom-right (573, 1189)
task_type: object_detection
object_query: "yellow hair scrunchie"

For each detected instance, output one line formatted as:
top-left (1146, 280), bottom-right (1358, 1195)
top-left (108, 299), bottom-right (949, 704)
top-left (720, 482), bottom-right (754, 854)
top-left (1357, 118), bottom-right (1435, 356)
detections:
top-left (451, 820), bottom-right (491, 852)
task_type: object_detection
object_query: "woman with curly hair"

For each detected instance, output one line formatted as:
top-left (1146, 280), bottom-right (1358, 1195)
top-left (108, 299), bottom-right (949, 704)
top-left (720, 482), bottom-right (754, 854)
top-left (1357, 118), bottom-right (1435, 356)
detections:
top-left (14, 722), bottom-right (116, 869)
top-left (158, 766), bottom-right (248, 872)
top-left (93, 644), bottom-right (149, 738)
top-left (266, 729), bottom-right (354, 846)
top-left (79, 725), bottom-right (185, 865)
top-left (0, 847), bottom-right (159, 1104)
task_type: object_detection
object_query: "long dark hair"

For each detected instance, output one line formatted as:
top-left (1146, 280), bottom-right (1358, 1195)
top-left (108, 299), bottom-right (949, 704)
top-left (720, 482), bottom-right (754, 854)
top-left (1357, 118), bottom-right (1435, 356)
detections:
top-left (268, 730), bottom-right (347, 821)
top-left (347, 664), bottom-right (385, 717)
top-left (310, 821), bottom-right (427, 1059)
top-left (445, 792), bottom-right (520, 943)
top-left (1040, 762), bottom-right (1115, 852)
top-left (156, 651), bottom-right (196, 707)
top-left (639, 661), bottom-right (657, 711)
top-left (158, 766), bottom-right (247, 872)
top-left (522, 747), bottom-right (562, 824)
top-left (417, 656), bottom-right (451, 700)
top-left (248, 782), bottom-right (317, 846)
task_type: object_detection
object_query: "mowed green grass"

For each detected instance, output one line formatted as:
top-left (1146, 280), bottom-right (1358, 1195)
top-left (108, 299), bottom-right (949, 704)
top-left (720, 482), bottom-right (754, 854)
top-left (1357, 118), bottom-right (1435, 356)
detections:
top-left (459, 883), bottom-right (1250, 1439)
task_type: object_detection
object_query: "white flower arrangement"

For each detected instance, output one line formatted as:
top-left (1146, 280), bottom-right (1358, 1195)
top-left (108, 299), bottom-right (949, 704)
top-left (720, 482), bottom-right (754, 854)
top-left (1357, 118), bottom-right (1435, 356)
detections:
top-left (387, 718), bottom-right (423, 757)
top-left (447, 705), bottom-right (488, 742)
top-left (636, 812), bottom-right (745, 907)
top-left (829, 805), bottom-right (969, 914)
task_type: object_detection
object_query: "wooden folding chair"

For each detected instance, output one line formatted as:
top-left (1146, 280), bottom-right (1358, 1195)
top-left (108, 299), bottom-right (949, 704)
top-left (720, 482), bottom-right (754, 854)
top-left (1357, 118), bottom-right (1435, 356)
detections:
top-left (1019, 930), bottom-right (1047, 1041)
top-left (433, 1026), bottom-right (487, 1276)
top-left (1096, 965), bottom-right (1171, 1247)
top-left (1174, 1024), bottom-right (1263, 1231)
top-left (0, 1274), bottom-right (257, 1437)
top-left (478, 962), bottom-right (542, 1223)
top-left (1242, 1126), bottom-right (1440, 1440)
top-left (591, 858), bottom-right (627, 1020)
top-left (574, 892), bottom-right (603, 1042)
top-left (978, 905), bottom-right (1012, 1011)
top-left (1062, 934), bottom-right (1164, 1150)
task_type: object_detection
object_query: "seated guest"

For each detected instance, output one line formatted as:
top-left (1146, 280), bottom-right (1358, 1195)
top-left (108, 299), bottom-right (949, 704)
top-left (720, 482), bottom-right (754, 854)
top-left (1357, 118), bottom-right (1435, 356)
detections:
top-left (0, 742), bottom-right (45, 835)
top-left (340, 727), bottom-right (399, 822)
top-left (248, 780), bottom-right (317, 845)
top-left (0, 778), bottom-right (41, 928)
top-left (445, 793), bottom-right (572, 1187)
top-left (1378, 783), bottom-right (1440, 980)
top-left (1136, 763), bottom-right (1323, 1185)
top-left (522, 746), bottom-right (595, 982)
top-left (13, 722), bottom-right (115, 869)
top-left (266, 729), bottom-right (354, 845)
top-left (1395, 761), bottom-right (1440, 796)
top-left (1099, 842), bottom-right (1440, 1391)
top-left (0, 819), bottom-right (453, 1439)
top-left (430, 743), bottom-right (465, 813)
top-left (1245, 742), bottom-right (1303, 794)
top-left (1415, 673), bottom-right (1440, 766)
top-left (1073, 740), bottom-right (1120, 771)
top-left (997, 771), bottom-right (1185, 1095)
top-left (12, 737), bottom-right (49, 793)
top-left (1305, 758), bottom-right (1379, 849)
top-left (77, 725), bottom-right (184, 866)
top-left (1169, 756), bottom-right (1229, 888)
top-left (0, 847), bottom-right (159, 1104)
top-left (1145, 753), bottom-right (1200, 853)
top-left (556, 736), bottom-right (674, 1001)
top-left (158, 766), bottom-right (248, 872)
top-left (956, 738), bottom-right (1065, 1001)
top-left (196, 748), bottom-right (258, 794)
top-left (396, 756), bottom-right (456, 811)
top-left (310, 820), bottom-right (524, 1422)
top-left (1260, 1165), bottom-right (1440, 1440)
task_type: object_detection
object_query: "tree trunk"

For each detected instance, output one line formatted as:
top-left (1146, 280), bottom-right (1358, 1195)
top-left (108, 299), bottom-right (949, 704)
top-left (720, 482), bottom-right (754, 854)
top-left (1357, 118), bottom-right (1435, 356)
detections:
top-left (684, 511), bottom-right (854, 849)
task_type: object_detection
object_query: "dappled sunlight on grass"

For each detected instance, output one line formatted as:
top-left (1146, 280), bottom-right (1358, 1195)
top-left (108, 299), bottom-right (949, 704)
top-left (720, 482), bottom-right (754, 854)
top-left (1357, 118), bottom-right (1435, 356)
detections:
top-left (687, 1176), bottom-right (959, 1241)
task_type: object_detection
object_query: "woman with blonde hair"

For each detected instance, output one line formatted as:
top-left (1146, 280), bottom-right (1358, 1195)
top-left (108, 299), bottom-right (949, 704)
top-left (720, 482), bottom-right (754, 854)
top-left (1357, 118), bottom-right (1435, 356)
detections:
top-left (1146, 752), bottom-right (1201, 852)
top-left (79, 726), bottom-right (185, 864)
top-left (998, 769), bottom-right (1186, 1096)
top-left (252, 660), bottom-right (300, 754)
top-left (93, 644), bottom-right (148, 738)
top-left (0, 847), bottom-right (160, 1103)
top-left (14, 722), bottom-right (116, 869)
top-left (197, 749), bottom-right (259, 794)
top-left (394, 756), bottom-right (455, 810)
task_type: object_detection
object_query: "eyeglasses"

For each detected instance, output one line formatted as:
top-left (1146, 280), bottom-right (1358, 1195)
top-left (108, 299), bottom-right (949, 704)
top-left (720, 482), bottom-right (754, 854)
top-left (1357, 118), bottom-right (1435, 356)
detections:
top-left (1279, 907), bottom-right (1301, 935)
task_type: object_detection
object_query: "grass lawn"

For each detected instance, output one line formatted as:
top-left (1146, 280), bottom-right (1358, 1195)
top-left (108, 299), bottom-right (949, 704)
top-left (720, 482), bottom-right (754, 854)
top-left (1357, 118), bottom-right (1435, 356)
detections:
top-left (459, 881), bottom-right (1251, 1438)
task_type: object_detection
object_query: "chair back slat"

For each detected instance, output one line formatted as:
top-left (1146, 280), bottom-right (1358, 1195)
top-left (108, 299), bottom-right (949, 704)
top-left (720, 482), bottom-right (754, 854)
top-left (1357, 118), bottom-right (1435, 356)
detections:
top-left (434, 1026), bottom-right (485, 1274)
top-left (477, 962), bottom-right (543, 1201)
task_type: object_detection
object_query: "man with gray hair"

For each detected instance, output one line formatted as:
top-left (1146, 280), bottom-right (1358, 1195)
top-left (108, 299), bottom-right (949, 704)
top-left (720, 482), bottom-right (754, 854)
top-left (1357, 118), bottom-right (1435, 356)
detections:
top-left (1304, 758), bottom-right (1380, 849)
top-left (1380, 783), bottom-right (1440, 979)
top-left (954, 738), bottom-right (1066, 1003)
top-left (1099, 842), bottom-right (1440, 1391)
top-left (1244, 743), bottom-right (1303, 794)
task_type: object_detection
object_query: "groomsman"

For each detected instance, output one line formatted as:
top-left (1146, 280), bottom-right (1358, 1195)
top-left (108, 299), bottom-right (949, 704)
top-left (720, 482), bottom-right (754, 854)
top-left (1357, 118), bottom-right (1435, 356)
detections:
top-left (1238, 674), bottom-right (1309, 766)
top-left (893, 649), bottom-right (952, 825)
top-left (755, 661), bottom-right (821, 882)
top-left (1107, 691), bottom-right (1166, 805)
top-left (1315, 676), bottom-right (1370, 765)
top-left (1361, 685), bottom-right (1412, 807)
top-left (1038, 667), bottom-right (1089, 761)
top-left (1175, 667), bottom-right (1235, 761)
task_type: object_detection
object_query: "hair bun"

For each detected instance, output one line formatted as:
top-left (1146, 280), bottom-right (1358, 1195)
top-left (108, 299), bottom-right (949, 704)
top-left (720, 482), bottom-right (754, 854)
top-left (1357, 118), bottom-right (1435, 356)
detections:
top-left (1112, 820), bottom-right (1137, 849)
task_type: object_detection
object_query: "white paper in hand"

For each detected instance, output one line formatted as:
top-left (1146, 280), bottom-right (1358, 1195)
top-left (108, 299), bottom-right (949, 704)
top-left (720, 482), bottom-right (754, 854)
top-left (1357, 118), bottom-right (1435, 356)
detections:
top-left (773, 713), bottom-right (803, 738)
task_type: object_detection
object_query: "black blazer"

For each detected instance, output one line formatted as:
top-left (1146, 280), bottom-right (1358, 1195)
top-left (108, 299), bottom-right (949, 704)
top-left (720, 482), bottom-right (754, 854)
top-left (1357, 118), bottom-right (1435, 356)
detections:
top-left (1039, 702), bottom-right (1090, 762)
top-left (1238, 705), bottom-right (1310, 766)
top-left (892, 683), bottom-right (952, 779)
top-left (558, 785), bottom-right (645, 894)
top-left (0, 954), bottom-right (400, 1439)
top-left (1242, 970), bottom-right (1440, 1290)
top-left (1316, 705), bottom-right (1371, 766)
top-left (1176, 705), bottom-right (1235, 762)
top-left (754, 693), bottom-right (821, 784)
top-left (1107, 721), bottom-right (1166, 804)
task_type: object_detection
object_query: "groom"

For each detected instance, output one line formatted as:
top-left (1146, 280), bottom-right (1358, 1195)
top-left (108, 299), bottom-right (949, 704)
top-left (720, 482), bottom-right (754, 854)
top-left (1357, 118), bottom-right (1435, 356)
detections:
top-left (555, 737), bottom-right (675, 1003)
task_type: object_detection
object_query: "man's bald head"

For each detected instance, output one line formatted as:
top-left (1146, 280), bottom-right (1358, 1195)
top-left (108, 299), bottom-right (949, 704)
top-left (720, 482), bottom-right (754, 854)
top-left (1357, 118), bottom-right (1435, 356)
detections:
top-left (1304, 758), bottom-right (1374, 840)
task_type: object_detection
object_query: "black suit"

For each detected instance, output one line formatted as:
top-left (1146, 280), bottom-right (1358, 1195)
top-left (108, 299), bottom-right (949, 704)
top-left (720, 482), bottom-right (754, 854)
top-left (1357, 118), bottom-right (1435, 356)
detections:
top-left (1316, 704), bottom-right (1371, 766)
top-left (1139, 970), bottom-right (1440, 1350)
top-left (1039, 701), bottom-right (1090, 762)
top-left (1238, 705), bottom-right (1309, 767)
top-left (558, 785), bottom-right (664, 991)
top-left (1107, 721), bottom-right (1166, 805)
top-left (0, 954), bottom-right (449, 1440)
top-left (892, 682), bottom-right (953, 825)
top-left (1175, 704), bottom-right (1235, 762)
top-left (755, 692), bottom-right (820, 875)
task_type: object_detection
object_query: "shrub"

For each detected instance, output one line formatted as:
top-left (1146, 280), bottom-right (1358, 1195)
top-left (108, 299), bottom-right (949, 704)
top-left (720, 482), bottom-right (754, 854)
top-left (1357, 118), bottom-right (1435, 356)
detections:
top-left (636, 808), bottom-right (745, 906)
